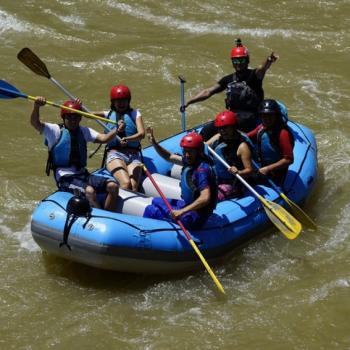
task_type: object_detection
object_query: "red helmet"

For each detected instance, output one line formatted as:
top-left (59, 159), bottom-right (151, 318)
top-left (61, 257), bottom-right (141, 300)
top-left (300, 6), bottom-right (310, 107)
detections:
top-left (230, 45), bottom-right (249, 59)
top-left (110, 85), bottom-right (131, 100)
top-left (214, 111), bottom-right (238, 128)
top-left (61, 100), bottom-right (82, 117)
top-left (180, 132), bottom-right (203, 150)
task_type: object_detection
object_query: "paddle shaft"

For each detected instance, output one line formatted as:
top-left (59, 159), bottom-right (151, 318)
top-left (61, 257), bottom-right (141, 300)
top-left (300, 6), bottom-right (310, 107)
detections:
top-left (178, 75), bottom-right (186, 131)
top-left (49, 77), bottom-right (122, 141)
top-left (143, 165), bottom-right (191, 240)
top-left (49, 76), bottom-right (113, 132)
top-left (18, 47), bottom-right (112, 132)
top-left (207, 145), bottom-right (303, 238)
top-left (207, 146), bottom-right (265, 202)
top-left (28, 94), bottom-right (116, 125)
top-left (142, 164), bottom-right (225, 295)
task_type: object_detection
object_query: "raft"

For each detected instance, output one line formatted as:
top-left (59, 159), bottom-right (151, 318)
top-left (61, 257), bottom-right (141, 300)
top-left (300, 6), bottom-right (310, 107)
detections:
top-left (31, 120), bottom-right (317, 274)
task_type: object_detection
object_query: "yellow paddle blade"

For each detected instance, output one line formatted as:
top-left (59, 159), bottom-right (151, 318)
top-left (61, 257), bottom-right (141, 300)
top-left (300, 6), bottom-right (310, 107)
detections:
top-left (280, 193), bottom-right (317, 230)
top-left (262, 199), bottom-right (302, 240)
top-left (189, 239), bottom-right (226, 295)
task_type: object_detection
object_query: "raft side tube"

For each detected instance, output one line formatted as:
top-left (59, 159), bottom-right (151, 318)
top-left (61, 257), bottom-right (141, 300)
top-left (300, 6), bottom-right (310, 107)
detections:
top-left (141, 173), bottom-right (181, 200)
top-left (117, 189), bottom-right (153, 216)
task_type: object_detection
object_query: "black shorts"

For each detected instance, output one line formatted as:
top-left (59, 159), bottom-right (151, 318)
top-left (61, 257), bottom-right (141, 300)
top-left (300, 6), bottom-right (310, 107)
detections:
top-left (58, 173), bottom-right (117, 194)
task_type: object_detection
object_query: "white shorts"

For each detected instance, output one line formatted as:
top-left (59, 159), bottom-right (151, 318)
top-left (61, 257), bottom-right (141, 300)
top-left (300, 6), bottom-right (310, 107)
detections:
top-left (106, 149), bottom-right (142, 166)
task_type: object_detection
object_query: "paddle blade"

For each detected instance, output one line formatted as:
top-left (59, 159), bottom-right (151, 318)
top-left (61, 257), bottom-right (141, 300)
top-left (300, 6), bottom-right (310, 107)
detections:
top-left (280, 193), bottom-right (317, 229)
top-left (0, 80), bottom-right (27, 99)
top-left (17, 48), bottom-right (51, 78)
top-left (263, 199), bottom-right (302, 240)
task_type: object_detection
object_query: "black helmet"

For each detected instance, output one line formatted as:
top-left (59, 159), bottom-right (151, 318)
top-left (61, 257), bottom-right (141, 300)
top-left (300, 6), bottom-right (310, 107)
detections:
top-left (258, 99), bottom-right (281, 115)
top-left (66, 195), bottom-right (91, 217)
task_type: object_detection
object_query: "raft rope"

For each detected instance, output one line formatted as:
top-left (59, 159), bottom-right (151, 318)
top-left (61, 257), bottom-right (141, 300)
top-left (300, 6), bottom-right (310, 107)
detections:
top-left (41, 198), bottom-right (186, 234)
top-left (40, 196), bottom-right (270, 236)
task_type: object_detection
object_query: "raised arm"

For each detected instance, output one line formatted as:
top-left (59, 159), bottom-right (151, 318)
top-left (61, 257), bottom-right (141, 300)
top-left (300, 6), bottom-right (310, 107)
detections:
top-left (255, 52), bottom-right (279, 80)
top-left (147, 127), bottom-right (182, 165)
top-left (30, 96), bottom-right (46, 133)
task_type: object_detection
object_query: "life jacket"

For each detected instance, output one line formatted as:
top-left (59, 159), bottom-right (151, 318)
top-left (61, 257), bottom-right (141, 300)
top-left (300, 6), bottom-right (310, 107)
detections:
top-left (46, 124), bottom-right (87, 175)
top-left (277, 101), bottom-right (289, 123)
top-left (106, 109), bottom-right (140, 150)
top-left (257, 128), bottom-right (283, 166)
top-left (255, 101), bottom-right (290, 166)
top-left (180, 160), bottom-right (217, 215)
top-left (225, 69), bottom-right (263, 111)
top-left (180, 166), bottom-right (198, 205)
top-left (212, 136), bottom-right (244, 182)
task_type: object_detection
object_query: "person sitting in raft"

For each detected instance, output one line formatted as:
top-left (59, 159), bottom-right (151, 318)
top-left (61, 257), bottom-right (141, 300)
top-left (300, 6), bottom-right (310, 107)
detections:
top-left (246, 99), bottom-right (294, 185)
top-left (30, 97), bottom-right (119, 212)
top-left (182, 38), bottom-right (278, 140)
top-left (206, 110), bottom-right (253, 201)
top-left (144, 128), bottom-right (217, 229)
top-left (93, 85), bottom-right (145, 191)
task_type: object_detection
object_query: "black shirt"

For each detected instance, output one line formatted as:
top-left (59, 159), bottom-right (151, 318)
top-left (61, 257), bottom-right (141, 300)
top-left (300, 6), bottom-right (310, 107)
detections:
top-left (218, 69), bottom-right (264, 103)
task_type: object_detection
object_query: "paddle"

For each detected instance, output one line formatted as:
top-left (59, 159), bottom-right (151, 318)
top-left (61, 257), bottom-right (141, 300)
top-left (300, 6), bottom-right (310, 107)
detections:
top-left (207, 146), bottom-right (302, 240)
top-left (0, 79), bottom-right (116, 125)
top-left (17, 48), bottom-right (112, 132)
top-left (178, 75), bottom-right (186, 131)
top-left (142, 164), bottom-right (226, 295)
top-left (251, 160), bottom-right (317, 229)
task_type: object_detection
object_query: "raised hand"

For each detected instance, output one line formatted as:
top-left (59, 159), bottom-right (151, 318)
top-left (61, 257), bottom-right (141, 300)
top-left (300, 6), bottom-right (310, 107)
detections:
top-left (34, 96), bottom-right (46, 107)
top-left (146, 126), bottom-right (156, 144)
top-left (268, 52), bottom-right (279, 63)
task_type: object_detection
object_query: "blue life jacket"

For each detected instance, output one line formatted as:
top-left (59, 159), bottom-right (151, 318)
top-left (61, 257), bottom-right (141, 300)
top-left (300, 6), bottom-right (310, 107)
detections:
top-left (212, 136), bottom-right (244, 182)
top-left (180, 160), bottom-right (217, 217)
top-left (257, 128), bottom-right (282, 166)
top-left (46, 125), bottom-right (87, 174)
top-left (277, 101), bottom-right (289, 123)
top-left (180, 166), bottom-right (198, 205)
top-left (106, 110), bottom-right (140, 149)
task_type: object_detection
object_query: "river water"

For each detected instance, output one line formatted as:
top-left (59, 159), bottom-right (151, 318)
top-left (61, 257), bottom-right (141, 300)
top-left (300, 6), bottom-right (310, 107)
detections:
top-left (0, 1), bottom-right (349, 349)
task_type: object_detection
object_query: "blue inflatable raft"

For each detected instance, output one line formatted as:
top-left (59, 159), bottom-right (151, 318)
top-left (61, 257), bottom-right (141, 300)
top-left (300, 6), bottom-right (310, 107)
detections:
top-left (31, 120), bottom-right (317, 274)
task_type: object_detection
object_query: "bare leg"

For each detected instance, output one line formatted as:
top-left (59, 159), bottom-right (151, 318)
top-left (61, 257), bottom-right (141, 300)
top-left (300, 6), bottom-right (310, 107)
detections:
top-left (107, 158), bottom-right (131, 189)
top-left (85, 185), bottom-right (101, 209)
top-left (128, 163), bottom-right (143, 191)
top-left (104, 181), bottom-right (119, 212)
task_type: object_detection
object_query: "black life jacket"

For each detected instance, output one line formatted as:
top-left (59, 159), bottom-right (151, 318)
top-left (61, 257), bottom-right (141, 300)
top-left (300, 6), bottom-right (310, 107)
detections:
top-left (225, 69), bottom-right (263, 111)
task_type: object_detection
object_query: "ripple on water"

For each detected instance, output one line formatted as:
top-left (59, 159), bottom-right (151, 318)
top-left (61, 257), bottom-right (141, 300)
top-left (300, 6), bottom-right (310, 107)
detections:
top-left (42, 8), bottom-right (86, 28)
top-left (0, 9), bottom-right (89, 43)
top-left (104, 0), bottom-right (347, 41)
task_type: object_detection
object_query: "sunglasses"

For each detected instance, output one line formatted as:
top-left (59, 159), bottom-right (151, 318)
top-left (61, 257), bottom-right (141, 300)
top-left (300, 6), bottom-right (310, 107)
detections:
top-left (232, 57), bottom-right (248, 65)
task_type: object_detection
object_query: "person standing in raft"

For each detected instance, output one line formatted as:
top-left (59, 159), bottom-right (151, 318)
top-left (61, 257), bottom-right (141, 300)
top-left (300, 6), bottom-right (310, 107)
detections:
top-left (30, 97), bottom-right (119, 212)
top-left (93, 85), bottom-right (145, 191)
top-left (206, 110), bottom-right (253, 201)
top-left (145, 129), bottom-right (217, 229)
top-left (247, 99), bottom-right (294, 185)
top-left (182, 38), bottom-right (278, 138)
